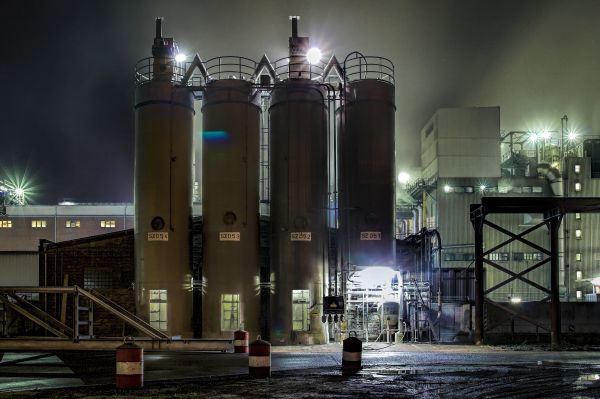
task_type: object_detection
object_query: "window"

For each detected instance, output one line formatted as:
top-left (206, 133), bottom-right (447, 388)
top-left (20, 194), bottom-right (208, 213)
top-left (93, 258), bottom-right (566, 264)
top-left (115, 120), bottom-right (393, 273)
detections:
top-left (575, 182), bottom-right (582, 192)
top-left (149, 289), bottom-right (168, 331)
top-left (84, 268), bottom-right (112, 288)
top-left (292, 289), bottom-right (310, 331)
top-left (221, 294), bottom-right (240, 331)
top-left (100, 220), bottom-right (116, 228)
top-left (0, 220), bottom-right (12, 228)
top-left (576, 270), bottom-right (583, 280)
top-left (576, 290), bottom-right (582, 300)
top-left (513, 252), bottom-right (524, 261)
top-left (575, 213), bottom-right (581, 220)
top-left (575, 229), bottom-right (582, 239)
top-left (576, 253), bottom-right (582, 262)
top-left (524, 252), bottom-right (543, 261)
top-left (574, 164), bottom-right (581, 174)
top-left (532, 186), bottom-right (543, 193)
top-left (31, 220), bottom-right (47, 228)
top-left (488, 252), bottom-right (509, 262)
top-left (66, 220), bottom-right (80, 228)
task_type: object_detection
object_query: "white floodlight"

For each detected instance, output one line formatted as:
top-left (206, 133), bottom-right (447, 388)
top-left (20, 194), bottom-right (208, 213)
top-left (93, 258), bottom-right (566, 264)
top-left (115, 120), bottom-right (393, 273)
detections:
top-left (444, 185), bottom-right (452, 193)
top-left (479, 185), bottom-right (486, 192)
top-left (306, 47), bottom-right (322, 64)
top-left (568, 131), bottom-right (578, 141)
top-left (510, 297), bottom-right (522, 303)
top-left (541, 131), bottom-right (551, 140)
top-left (175, 53), bottom-right (187, 63)
top-left (398, 171), bottom-right (410, 184)
top-left (530, 133), bottom-right (539, 142)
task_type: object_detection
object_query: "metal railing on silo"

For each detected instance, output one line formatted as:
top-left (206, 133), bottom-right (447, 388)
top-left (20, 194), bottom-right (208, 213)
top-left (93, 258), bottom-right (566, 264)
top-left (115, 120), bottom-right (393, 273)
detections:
top-left (273, 58), bottom-right (325, 81)
top-left (134, 58), bottom-right (205, 86)
top-left (204, 56), bottom-right (258, 82)
top-left (343, 54), bottom-right (394, 84)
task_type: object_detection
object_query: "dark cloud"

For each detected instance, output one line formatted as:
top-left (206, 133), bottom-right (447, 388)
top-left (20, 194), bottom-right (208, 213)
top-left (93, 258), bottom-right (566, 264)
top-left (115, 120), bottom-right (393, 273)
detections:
top-left (0, 0), bottom-right (596, 203)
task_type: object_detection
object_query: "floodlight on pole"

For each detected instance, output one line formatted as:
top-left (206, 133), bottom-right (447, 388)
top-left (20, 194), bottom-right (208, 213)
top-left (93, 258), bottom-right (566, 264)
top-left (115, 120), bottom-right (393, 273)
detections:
top-left (175, 53), bottom-right (187, 63)
top-left (306, 47), bottom-right (322, 64)
top-left (397, 171), bottom-right (410, 184)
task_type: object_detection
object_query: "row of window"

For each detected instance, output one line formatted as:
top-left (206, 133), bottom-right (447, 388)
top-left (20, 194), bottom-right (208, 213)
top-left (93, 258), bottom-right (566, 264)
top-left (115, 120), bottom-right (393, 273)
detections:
top-left (145, 289), bottom-right (312, 333)
top-left (487, 252), bottom-right (544, 262)
top-left (0, 220), bottom-right (118, 229)
top-left (443, 252), bottom-right (545, 262)
top-left (443, 186), bottom-right (544, 194)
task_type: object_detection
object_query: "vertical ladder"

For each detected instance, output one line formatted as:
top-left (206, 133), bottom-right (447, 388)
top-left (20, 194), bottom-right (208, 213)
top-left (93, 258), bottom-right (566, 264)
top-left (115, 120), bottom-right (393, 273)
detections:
top-left (73, 292), bottom-right (94, 341)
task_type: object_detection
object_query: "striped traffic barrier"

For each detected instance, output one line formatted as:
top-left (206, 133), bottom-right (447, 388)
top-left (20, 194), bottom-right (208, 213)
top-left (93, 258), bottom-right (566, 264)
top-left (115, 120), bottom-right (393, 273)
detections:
top-left (342, 336), bottom-right (362, 375)
top-left (116, 337), bottom-right (143, 388)
top-left (234, 330), bottom-right (249, 353)
top-left (249, 336), bottom-right (271, 378)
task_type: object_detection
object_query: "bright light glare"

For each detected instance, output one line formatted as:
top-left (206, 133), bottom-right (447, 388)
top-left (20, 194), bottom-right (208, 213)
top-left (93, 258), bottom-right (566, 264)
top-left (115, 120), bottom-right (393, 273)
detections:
top-left (14, 188), bottom-right (24, 196)
top-left (175, 53), bottom-right (187, 62)
top-left (568, 131), bottom-right (578, 141)
top-left (306, 47), bottom-right (322, 64)
top-left (541, 131), bottom-right (551, 140)
top-left (444, 185), bottom-right (452, 193)
top-left (591, 277), bottom-right (600, 286)
top-left (398, 171), bottom-right (410, 184)
top-left (353, 267), bottom-right (397, 288)
top-left (510, 297), bottom-right (522, 303)
top-left (530, 133), bottom-right (539, 142)
top-left (479, 185), bottom-right (486, 192)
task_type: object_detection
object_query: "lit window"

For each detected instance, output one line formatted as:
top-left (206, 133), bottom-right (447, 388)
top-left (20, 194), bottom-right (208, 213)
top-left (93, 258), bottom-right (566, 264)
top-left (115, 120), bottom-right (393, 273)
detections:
top-left (100, 220), bottom-right (116, 228)
top-left (575, 182), bottom-right (582, 192)
top-left (292, 289), bottom-right (310, 331)
top-left (66, 220), bottom-right (80, 228)
top-left (574, 164), bottom-right (581, 174)
top-left (444, 185), bottom-right (453, 193)
top-left (149, 289), bottom-right (168, 331)
top-left (576, 290), bottom-right (582, 300)
top-left (84, 268), bottom-right (112, 288)
top-left (576, 253), bottom-right (582, 262)
top-left (575, 229), bottom-right (582, 239)
top-left (221, 294), bottom-right (240, 331)
top-left (0, 220), bottom-right (12, 228)
top-left (31, 220), bottom-right (47, 228)
top-left (575, 213), bottom-right (581, 220)
top-left (576, 270), bottom-right (583, 280)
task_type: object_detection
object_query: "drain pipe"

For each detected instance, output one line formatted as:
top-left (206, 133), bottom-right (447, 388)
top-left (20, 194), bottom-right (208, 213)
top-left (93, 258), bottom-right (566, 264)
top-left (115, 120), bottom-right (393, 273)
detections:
top-left (538, 163), bottom-right (566, 295)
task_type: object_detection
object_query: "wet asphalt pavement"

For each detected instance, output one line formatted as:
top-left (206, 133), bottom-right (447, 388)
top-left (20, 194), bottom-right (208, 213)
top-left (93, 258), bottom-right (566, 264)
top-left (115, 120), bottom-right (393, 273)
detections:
top-left (2, 344), bottom-right (600, 398)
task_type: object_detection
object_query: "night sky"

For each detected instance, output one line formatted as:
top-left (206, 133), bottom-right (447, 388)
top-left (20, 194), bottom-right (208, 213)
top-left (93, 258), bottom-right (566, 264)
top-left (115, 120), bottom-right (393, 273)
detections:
top-left (2, 0), bottom-right (600, 204)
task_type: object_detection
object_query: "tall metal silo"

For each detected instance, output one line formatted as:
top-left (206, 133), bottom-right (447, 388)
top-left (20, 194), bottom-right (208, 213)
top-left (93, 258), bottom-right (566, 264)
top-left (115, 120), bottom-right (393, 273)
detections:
top-left (134, 19), bottom-right (194, 337)
top-left (269, 17), bottom-right (328, 344)
top-left (337, 56), bottom-right (396, 269)
top-left (201, 65), bottom-right (262, 339)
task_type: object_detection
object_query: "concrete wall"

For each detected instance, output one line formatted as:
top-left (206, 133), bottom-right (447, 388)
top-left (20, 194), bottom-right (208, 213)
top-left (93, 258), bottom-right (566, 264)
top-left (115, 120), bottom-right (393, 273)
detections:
top-left (421, 107), bottom-right (501, 180)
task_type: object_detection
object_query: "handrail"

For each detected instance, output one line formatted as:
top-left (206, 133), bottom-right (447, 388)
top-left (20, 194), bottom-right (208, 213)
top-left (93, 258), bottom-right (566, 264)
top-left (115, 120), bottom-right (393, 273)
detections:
top-left (0, 295), bottom-right (69, 338)
top-left (0, 286), bottom-right (170, 340)
top-left (7, 293), bottom-right (73, 336)
top-left (76, 287), bottom-right (170, 340)
top-left (343, 53), bottom-right (394, 84)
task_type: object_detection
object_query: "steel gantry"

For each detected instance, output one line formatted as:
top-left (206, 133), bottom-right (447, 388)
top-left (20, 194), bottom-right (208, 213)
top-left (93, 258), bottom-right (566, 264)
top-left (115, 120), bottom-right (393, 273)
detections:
top-left (470, 197), bottom-right (600, 349)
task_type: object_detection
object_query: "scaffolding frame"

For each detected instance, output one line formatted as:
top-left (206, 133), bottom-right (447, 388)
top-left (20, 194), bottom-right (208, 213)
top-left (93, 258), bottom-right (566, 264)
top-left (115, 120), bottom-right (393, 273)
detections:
top-left (470, 197), bottom-right (600, 348)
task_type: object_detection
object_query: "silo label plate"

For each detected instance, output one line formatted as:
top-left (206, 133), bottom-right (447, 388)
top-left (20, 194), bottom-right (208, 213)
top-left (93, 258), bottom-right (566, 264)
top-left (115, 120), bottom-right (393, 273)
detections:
top-left (360, 232), bottom-right (381, 240)
top-left (148, 232), bottom-right (169, 241)
top-left (219, 232), bottom-right (241, 241)
top-left (290, 232), bottom-right (312, 241)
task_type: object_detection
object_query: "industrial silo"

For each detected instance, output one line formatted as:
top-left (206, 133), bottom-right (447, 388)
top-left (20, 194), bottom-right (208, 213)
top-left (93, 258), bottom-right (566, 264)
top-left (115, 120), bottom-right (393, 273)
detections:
top-left (269, 17), bottom-right (328, 344)
top-left (201, 64), bottom-right (261, 339)
top-left (134, 19), bottom-right (194, 337)
top-left (337, 57), bottom-right (396, 269)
